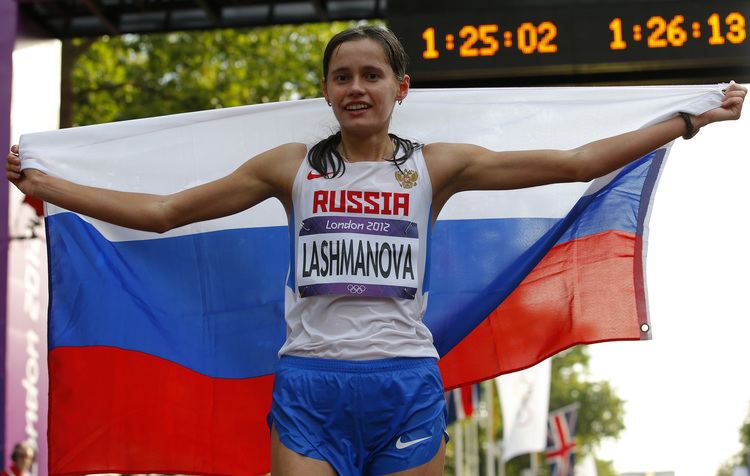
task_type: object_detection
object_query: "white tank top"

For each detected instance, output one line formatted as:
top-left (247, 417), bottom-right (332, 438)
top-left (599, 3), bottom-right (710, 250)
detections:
top-left (278, 144), bottom-right (438, 360)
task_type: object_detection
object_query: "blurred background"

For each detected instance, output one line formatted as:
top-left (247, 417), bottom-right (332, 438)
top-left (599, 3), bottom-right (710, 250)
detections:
top-left (1, 1), bottom-right (749, 475)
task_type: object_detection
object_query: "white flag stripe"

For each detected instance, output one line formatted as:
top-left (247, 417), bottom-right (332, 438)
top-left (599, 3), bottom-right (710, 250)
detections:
top-left (23, 86), bottom-right (722, 242)
top-left (45, 198), bottom-right (288, 241)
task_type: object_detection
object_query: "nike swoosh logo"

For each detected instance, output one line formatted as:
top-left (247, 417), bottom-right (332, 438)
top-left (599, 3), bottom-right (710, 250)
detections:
top-left (395, 435), bottom-right (432, 450)
top-left (307, 171), bottom-right (324, 180)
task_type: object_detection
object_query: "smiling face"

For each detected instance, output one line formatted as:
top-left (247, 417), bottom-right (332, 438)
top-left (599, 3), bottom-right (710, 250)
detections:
top-left (322, 38), bottom-right (410, 138)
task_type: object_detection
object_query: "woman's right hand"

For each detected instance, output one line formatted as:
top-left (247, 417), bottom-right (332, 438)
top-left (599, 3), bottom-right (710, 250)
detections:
top-left (6, 145), bottom-right (44, 197)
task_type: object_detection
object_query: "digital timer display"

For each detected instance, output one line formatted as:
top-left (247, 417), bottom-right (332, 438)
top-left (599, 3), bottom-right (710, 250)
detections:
top-left (607, 13), bottom-right (745, 50)
top-left (421, 22), bottom-right (560, 59)
top-left (388, 1), bottom-right (750, 82)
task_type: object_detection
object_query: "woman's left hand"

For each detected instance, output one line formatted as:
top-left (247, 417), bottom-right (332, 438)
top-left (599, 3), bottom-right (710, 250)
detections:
top-left (696, 81), bottom-right (746, 128)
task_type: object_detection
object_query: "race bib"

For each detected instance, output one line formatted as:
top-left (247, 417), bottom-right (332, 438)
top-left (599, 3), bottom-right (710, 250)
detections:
top-left (296, 215), bottom-right (419, 299)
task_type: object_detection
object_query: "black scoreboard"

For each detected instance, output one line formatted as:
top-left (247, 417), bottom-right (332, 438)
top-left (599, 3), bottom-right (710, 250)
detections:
top-left (388, 0), bottom-right (750, 85)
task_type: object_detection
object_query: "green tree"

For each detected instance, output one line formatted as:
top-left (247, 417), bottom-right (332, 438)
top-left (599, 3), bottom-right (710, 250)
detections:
top-left (549, 346), bottom-right (625, 450)
top-left (717, 403), bottom-right (750, 476)
top-left (507, 346), bottom-right (624, 475)
top-left (445, 346), bottom-right (625, 476)
top-left (595, 458), bottom-right (618, 476)
top-left (62, 21), bottom-right (367, 127)
top-left (743, 408), bottom-right (750, 457)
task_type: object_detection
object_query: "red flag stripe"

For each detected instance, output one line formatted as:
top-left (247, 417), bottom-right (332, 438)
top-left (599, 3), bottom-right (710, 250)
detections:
top-left (439, 230), bottom-right (643, 389)
top-left (49, 346), bottom-right (274, 476)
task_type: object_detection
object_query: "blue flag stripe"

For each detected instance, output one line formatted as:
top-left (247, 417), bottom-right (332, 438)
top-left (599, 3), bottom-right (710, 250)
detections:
top-left (426, 151), bottom-right (660, 354)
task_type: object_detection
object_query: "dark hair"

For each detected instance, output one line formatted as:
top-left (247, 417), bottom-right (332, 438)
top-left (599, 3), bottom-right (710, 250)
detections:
top-left (322, 25), bottom-right (408, 82)
top-left (309, 26), bottom-right (420, 177)
top-left (12, 442), bottom-right (35, 463)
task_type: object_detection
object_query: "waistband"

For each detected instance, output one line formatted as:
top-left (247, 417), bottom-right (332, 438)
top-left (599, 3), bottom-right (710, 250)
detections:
top-left (278, 355), bottom-right (438, 373)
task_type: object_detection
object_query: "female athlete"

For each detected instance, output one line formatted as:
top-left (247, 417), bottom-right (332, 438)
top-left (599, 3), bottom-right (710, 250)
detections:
top-left (6, 26), bottom-right (746, 476)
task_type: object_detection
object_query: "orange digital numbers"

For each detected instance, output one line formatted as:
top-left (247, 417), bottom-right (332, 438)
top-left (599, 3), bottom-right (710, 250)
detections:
top-left (517, 22), bottom-right (558, 54)
top-left (458, 25), bottom-right (480, 57)
top-left (458, 24), bottom-right (500, 57)
top-left (726, 12), bottom-right (747, 44)
top-left (419, 22), bottom-right (559, 60)
top-left (646, 16), bottom-right (668, 47)
top-left (708, 13), bottom-right (727, 44)
top-left (516, 22), bottom-right (537, 54)
top-left (537, 21), bottom-right (559, 53)
top-left (419, 11), bottom-right (748, 63)
top-left (667, 15), bottom-right (688, 46)
top-left (479, 24), bottom-right (500, 56)
top-left (609, 18), bottom-right (627, 50)
top-left (421, 27), bottom-right (439, 59)
top-left (645, 15), bottom-right (687, 47)
top-left (709, 11), bottom-right (748, 45)
top-left (608, 12), bottom-right (746, 51)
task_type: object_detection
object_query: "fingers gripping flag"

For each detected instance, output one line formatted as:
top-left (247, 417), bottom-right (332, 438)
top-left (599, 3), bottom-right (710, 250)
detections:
top-left (19, 86), bottom-right (723, 475)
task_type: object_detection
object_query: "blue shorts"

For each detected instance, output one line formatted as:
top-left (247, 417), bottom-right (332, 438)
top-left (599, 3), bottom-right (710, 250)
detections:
top-left (268, 355), bottom-right (447, 476)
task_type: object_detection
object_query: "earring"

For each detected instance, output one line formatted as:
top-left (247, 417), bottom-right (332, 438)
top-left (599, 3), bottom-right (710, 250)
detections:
top-left (398, 99), bottom-right (403, 105)
top-left (327, 101), bottom-right (331, 107)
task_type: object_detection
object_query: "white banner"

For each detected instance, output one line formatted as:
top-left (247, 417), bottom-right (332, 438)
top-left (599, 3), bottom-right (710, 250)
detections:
top-left (498, 359), bottom-right (552, 462)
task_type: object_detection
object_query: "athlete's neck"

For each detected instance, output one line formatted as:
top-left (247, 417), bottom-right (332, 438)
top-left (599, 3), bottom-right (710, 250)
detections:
top-left (339, 133), bottom-right (395, 163)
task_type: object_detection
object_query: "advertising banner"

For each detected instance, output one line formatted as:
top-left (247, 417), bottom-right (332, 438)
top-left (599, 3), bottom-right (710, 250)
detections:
top-left (5, 19), bottom-right (60, 475)
top-left (1, 0), bottom-right (18, 469)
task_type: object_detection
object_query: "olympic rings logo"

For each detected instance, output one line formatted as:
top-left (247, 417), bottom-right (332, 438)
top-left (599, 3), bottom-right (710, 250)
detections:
top-left (347, 284), bottom-right (366, 294)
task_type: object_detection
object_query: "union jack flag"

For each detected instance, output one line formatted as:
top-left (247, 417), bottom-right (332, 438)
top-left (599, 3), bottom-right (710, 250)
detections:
top-left (545, 403), bottom-right (579, 476)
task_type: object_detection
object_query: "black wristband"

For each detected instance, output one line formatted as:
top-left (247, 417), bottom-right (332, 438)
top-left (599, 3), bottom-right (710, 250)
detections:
top-left (679, 112), bottom-right (697, 140)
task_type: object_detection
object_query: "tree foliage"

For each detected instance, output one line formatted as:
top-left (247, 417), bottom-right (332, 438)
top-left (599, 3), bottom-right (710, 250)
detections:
top-left (549, 346), bottom-right (625, 451)
top-left (514, 346), bottom-right (624, 475)
top-left (742, 407), bottom-right (750, 451)
top-left (595, 458), bottom-right (618, 476)
top-left (63, 21), bottom-right (364, 127)
top-left (717, 403), bottom-right (750, 476)
top-left (446, 346), bottom-right (625, 476)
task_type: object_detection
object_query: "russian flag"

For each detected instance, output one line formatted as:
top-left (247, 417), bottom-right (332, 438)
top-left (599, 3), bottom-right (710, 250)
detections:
top-left (20, 86), bottom-right (722, 475)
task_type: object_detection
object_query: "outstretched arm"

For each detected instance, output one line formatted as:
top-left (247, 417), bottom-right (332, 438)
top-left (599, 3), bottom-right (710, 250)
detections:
top-left (6, 142), bottom-right (305, 233)
top-left (427, 83), bottom-right (746, 209)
